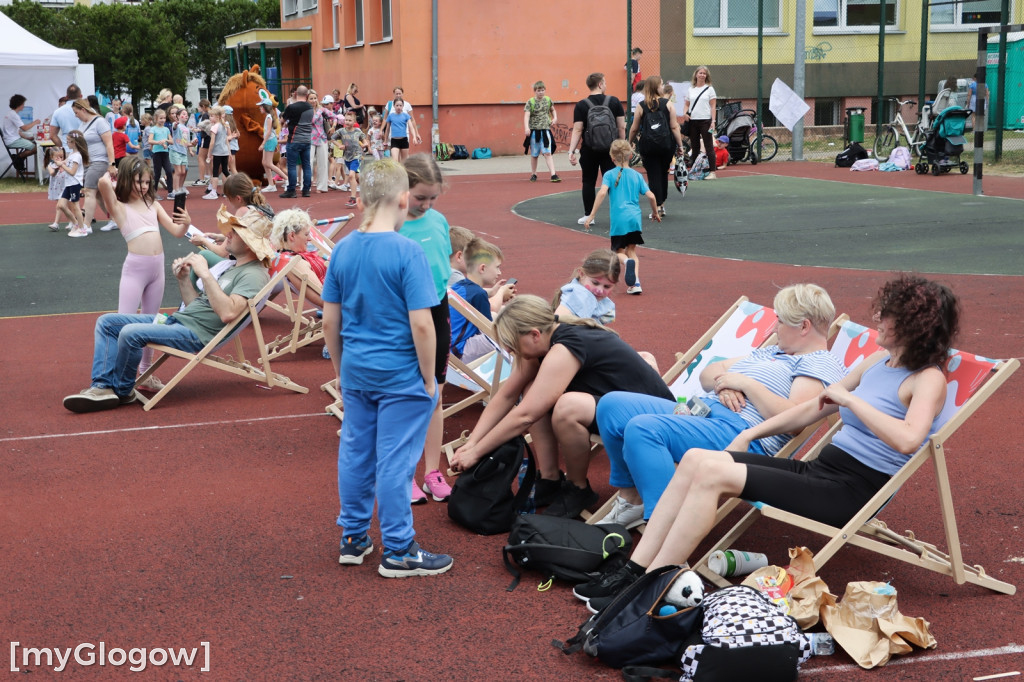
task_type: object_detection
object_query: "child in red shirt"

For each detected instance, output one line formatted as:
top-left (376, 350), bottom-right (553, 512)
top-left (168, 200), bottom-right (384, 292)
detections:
top-left (111, 116), bottom-right (137, 164)
top-left (714, 135), bottom-right (731, 170)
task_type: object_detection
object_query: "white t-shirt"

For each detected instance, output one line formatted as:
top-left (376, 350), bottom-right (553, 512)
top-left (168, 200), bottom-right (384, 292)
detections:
top-left (630, 92), bottom-right (644, 111)
top-left (2, 109), bottom-right (28, 145)
top-left (684, 85), bottom-right (716, 120)
top-left (64, 151), bottom-right (85, 185)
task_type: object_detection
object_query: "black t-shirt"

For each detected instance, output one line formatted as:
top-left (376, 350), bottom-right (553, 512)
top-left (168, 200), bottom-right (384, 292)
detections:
top-left (282, 101), bottom-right (314, 143)
top-left (550, 324), bottom-right (673, 401)
top-left (573, 94), bottom-right (626, 126)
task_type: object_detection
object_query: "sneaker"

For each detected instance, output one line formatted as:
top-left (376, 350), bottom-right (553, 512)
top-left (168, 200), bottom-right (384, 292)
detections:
top-left (135, 375), bottom-right (165, 393)
top-left (550, 174), bottom-right (561, 183)
top-left (594, 496), bottom-right (645, 530)
top-left (658, 205), bottom-right (666, 217)
top-left (328, 182), bottom-right (340, 190)
top-left (626, 285), bottom-right (643, 295)
top-left (178, 187), bottom-right (189, 196)
top-left (529, 174), bottom-right (537, 182)
top-left (273, 175), bottom-right (285, 184)
top-left (624, 259), bottom-right (637, 287)
top-left (542, 479), bottom-right (598, 519)
top-left (338, 533), bottom-right (374, 565)
top-left (191, 178), bottom-right (206, 186)
top-left (47, 222), bottom-right (60, 231)
top-left (534, 472), bottom-right (565, 507)
top-left (100, 221), bottom-right (119, 232)
top-left (411, 481), bottom-right (427, 505)
top-left (63, 386), bottom-right (120, 413)
top-left (577, 216), bottom-right (595, 226)
top-left (202, 190), bottom-right (218, 200)
top-left (156, 194), bottom-right (167, 202)
top-left (84, 225), bottom-right (93, 235)
top-left (264, 184), bottom-right (276, 192)
top-left (586, 594), bottom-right (616, 614)
top-left (301, 190), bottom-right (311, 197)
top-left (422, 469), bottom-right (452, 502)
top-left (65, 223), bottom-right (75, 231)
top-left (573, 561), bottom-right (643, 603)
top-left (706, 172), bottom-right (717, 180)
top-left (339, 183), bottom-right (350, 192)
top-left (345, 197), bottom-right (358, 208)
top-left (68, 228), bottom-right (89, 238)
top-left (119, 391), bottom-right (138, 406)
top-left (279, 190), bottom-right (296, 199)
top-left (378, 540), bottom-right (453, 578)
top-left (322, 345), bottom-right (331, 359)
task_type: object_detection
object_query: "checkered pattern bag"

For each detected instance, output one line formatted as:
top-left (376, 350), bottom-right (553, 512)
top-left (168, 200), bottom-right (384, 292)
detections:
top-left (680, 586), bottom-right (812, 681)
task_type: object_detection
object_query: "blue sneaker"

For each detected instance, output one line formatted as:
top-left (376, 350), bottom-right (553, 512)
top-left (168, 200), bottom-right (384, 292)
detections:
top-left (338, 534), bottom-right (374, 565)
top-left (378, 541), bottom-right (453, 578)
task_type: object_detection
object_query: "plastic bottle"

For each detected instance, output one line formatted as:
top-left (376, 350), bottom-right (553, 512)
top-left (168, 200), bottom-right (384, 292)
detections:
top-left (809, 633), bottom-right (835, 656)
top-left (708, 549), bottom-right (769, 577)
top-left (673, 397), bottom-right (691, 415)
top-left (517, 454), bottom-right (536, 515)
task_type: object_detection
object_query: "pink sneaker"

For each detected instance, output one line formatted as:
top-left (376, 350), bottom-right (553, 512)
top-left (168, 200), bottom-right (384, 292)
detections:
top-left (411, 480), bottom-right (428, 505)
top-left (422, 469), bottom-right (452, 502)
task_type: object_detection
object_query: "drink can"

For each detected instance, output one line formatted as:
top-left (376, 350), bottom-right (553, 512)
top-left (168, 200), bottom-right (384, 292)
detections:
top-left (810, 632), bottom-right (835, 656)
top-left (708, 549), bottom-right (769, 577)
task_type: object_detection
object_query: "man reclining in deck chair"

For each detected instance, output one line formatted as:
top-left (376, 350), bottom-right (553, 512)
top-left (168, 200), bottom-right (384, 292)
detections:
top-left (63, 212), bottom-right (275, 413)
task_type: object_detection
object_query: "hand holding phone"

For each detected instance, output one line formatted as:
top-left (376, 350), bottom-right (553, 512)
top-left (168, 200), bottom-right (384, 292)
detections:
top-left (173, 192), bottom-right (187, 214)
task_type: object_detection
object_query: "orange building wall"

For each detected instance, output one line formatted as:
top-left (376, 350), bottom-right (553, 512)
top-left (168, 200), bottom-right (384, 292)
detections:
top-left (280, 0), bottom-right (662, 155)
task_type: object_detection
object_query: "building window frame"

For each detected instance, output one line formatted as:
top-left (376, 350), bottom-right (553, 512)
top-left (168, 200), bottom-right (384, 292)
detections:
top-left (813, 0), bottom-right (900, 34)
top-left (929, 0), bottom-right (1007, 31)
top-left (694, 0), bottom-right (784, 35)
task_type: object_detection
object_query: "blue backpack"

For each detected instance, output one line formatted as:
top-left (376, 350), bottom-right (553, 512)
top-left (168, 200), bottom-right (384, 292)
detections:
top-left (472, 147), bottom-right (492, 159)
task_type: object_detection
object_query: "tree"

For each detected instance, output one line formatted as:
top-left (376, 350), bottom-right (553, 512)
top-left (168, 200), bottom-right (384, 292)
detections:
top-left (0, 0), bottom-right (61, 41)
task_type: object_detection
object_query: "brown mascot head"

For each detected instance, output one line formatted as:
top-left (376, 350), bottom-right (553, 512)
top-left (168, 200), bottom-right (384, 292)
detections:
top-left (218, 65), bottom-right (277, 186)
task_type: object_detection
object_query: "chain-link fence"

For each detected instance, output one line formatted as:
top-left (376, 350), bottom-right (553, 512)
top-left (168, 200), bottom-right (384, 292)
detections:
top-left (626, 0), bottom-right (1022, 166)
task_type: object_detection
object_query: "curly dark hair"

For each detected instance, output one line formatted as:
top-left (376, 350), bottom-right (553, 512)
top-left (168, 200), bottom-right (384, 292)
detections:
top-left (873, 274), bottom-right (960, 371)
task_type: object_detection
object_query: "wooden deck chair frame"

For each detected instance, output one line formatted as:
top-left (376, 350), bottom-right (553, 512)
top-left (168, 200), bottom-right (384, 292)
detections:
top-left (134, 259), bottom-right (309, 410)
top-left (585, 296), bottom-right (780, 523)
top-left (443, 287), bottom-right (511, 419)
top-left (693, 351), bottom-right (1019, 596)
top-left (307, 213), bottom-right (354, 259)
top-left (262, 265), bottom-right (324, 361)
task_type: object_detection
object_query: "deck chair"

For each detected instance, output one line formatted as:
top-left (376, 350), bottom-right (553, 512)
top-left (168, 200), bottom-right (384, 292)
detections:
top-left (262, 258), bottom-right (324, 361)
top-left (585, 297), bottom-right (778, 523)
top-left (444, 287), bottom-right (513, 419)
top-left (694, 342), bottom-right (1019, 596)
top-left (307, 213), bottom-right (355, 258)
top-left (133, 259), bottom-right (309, 410)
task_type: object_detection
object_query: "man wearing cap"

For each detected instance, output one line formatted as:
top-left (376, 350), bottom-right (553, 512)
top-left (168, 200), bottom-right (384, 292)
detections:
top-left (714, 134), bottom-right (730, 171)
top-left (63, 212), bottom-right (274, 413)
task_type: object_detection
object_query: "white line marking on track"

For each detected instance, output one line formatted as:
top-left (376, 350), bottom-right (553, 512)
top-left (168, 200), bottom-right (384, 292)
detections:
top-left (0, 412), bottom-right (330, 443)
top-left (802, 643), bottom-right (1024, 675)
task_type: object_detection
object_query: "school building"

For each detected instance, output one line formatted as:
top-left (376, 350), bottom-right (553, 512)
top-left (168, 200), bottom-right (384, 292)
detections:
top-left (232, 0), bottom-right (1017, 154)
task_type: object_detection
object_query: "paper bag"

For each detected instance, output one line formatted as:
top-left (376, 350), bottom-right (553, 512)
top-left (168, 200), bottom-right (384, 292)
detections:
top-left (741, 546), bottom-right (835, 629)
top-left (820, 581), bottom-right (937, 669)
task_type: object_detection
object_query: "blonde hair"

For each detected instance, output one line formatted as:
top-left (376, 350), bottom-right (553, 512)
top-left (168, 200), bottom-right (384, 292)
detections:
top-left (495, 294), bottom-right (612, 360)
top-left (691, 65), bottom-right (713, 86)
top-left (609, 140), bottom-right (632, 186)
top-left (404, 153), bottom-right (446, 191)
top-left (465, 239), bottom-right (503, 268)
top-left (449, 225), bottom-right (475, 256)
top-left (271, 208), bottom-right (313, 248)
top-left (643, 76), bottom-right (664, 111)
top-left (360, 158), bottom-right (409, 225)
top-left (578, 249), bottom-right (620, 283)
top-left (157, 88), bottom-right (173, 102)
top-left (773, 283), bottom-right (835, 336)
top-left (208, 105), bottom-right (224, 119)
top-left (223, 172), bottom-right (269, 209)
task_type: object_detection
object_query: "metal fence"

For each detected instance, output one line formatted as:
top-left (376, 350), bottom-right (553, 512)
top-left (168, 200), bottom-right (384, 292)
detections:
top-left (626, 0), bottom-right (1022, 166)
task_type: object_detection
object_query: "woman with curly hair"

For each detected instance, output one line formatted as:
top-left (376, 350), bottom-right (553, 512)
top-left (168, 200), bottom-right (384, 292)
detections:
top-left (576, 274), bottom-right (960, 607)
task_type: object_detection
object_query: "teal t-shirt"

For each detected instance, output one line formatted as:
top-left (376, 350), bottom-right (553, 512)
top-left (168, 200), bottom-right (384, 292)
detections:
top-left (399, 208), bottom-right (452, 301)
top-left (602, 166), bottom-right (649, 237)
top-left (150, 125), bottom-right (171, 153)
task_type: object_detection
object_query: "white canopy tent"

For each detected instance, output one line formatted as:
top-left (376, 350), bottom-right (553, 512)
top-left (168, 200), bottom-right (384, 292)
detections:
top-left (0, 13), bottom-right (91, 176)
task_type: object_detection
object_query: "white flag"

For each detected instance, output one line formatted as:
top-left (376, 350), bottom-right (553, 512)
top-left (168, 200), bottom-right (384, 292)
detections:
top-left (769, 78), bottom-right (810, 131)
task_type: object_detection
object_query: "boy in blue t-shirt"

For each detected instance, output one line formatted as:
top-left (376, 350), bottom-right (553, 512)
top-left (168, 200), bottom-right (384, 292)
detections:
top-left (449, 239), bottom-right (514, 363)
top-left (321, 158), bottom-right (453, 578)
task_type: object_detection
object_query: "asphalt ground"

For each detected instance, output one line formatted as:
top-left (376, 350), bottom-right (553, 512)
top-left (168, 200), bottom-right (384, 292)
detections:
top-left (1, 162), bottom-right (1022, 680)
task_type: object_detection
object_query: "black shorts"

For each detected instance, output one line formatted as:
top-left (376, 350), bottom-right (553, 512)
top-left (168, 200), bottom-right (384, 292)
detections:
top-left (199, 133), bottom-right (210, 149)
top-left (212, 155), bottom-right (230, 178)
top-left (610, 231), bottom-right (645, 251)
top-left (733, 444), bottom-right (892, 528)
top-left (431, 294), bottom-right (450, 384)
top-left (61, 184), bottom-right (82, 202)
top-left (390, 137), bottom-right (409, 150)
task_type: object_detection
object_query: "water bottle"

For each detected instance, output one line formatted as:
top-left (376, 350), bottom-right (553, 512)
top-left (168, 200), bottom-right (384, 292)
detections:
top-left (673, 397), bottom-right (691, 415)
top-left (809, 633), bottom-right (835, 656)
top-left (517, 455), bottom-right (536, 514)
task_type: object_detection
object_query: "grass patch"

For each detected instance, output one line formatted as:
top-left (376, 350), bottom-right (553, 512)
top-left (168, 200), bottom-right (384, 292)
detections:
top-left (0, 178), bottom-right (46, 193)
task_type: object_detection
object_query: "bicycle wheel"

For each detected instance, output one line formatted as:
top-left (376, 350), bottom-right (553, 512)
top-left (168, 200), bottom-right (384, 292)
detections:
top-left (755, 135), bottom-right (778, 162)
top-left (873, 127), bottom-right (898, 162)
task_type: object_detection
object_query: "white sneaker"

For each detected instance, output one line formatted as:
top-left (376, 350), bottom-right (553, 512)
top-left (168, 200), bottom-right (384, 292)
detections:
top-left (264, 184), bottom-right (276, 192)
top-left (595, 496), bottom-right (645, 529)
top-left (100, 221), bottom-right (119, 232)
top-left (705, 172), bottom-right (717, 180)
top-left (191, 178), bottom-right (206, 186)
top-left (339, 183), bottom-right (350, 192)
top-left (626, 284), bottom-right (643, 295)
top-left (202, 190), bottom-right (218, 200)
top-left (577, 216), bottom-right (595, 226)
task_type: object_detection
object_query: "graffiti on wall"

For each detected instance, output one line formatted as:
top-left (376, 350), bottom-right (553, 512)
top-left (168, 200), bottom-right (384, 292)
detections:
top-left (806, 42), bottom-right (833, 62)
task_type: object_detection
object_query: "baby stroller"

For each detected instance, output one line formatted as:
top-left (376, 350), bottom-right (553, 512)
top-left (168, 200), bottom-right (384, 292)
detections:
top-left (915, 105), bottom-right (972, 176)
top-left (717, 107), bottom-right (759, 165)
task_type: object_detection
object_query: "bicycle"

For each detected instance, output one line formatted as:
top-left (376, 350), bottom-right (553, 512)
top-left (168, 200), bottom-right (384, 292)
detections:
top-left (748, 122), bottom-right (778, 162)
top-left (873, 98), bottom-right (926, 162)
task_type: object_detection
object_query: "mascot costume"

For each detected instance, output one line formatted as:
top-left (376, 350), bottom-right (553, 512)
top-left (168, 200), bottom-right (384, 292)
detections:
top-left (217, 65), bottom-right (279, 187)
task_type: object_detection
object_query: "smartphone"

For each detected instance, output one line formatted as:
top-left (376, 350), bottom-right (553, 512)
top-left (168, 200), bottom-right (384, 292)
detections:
top-left (506, 278), bottom-right (518, 286)
top-left (173, 192), bottom-right (187, 213)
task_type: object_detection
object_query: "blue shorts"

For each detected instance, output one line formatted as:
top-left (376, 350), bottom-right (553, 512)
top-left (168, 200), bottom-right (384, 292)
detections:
top-left (345, 158), bottom-right (360, 173)
top-left (142, 148), bottom-right (152, 160)
top-left (264, 137), bottom-right (278, 152)
top-left (169, 150), bottom-right (188, 167)
top-left (61, 184), bottom-right (82, 202)
top-left (529, 131), bottom-right (552, 157)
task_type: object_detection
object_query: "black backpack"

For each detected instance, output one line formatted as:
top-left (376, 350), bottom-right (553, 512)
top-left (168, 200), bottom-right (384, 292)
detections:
top-left (835, 142), bottom-right (868, 167)
top-left (639, 99), bottom-right (674, 154)
top-left (556, 565), bottom-right (703, 669)
top-left (583, 95), bottom-right (617, 152)
top-left (448, 436), bottom-right (534, 535)
top-left (502, 515), bottom-right (632, 591)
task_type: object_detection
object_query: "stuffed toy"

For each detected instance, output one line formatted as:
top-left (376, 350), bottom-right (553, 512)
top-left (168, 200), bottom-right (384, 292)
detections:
top-left (665, 569), bottom-right (705, 608)
top-left (217, 65), bottom-right (277, 186)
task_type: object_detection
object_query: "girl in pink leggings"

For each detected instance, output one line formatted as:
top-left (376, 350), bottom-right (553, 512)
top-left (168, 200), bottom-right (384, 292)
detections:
top-left (96, 156), bottom-right (188, 392)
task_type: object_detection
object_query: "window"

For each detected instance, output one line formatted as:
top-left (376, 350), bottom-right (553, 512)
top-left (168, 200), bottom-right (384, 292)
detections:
top-left (814, 98), bottom-right (840, 125)
top-left (381, 0), bottom-right (391, 40)
top-left (931, 0), bottom-right (1004, 27)
top-left (694, 0), bottom-right (782, 31)
top-left (332, 0), bottom-right (340, 46)
top-left (298, 0), bottom-right (316, 11)
top-left (345, 0), bottom-right (364, 46)
top-left (758, 102), bottom-right (778, 128)
top-left (283, 0), bottom-right (297, 16)
top-left (813, 0), bottom-right (897, 29)
top-left (367, 0), bottom-right (392, 43)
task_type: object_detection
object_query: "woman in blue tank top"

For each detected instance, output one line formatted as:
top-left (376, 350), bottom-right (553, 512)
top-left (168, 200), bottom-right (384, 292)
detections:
top-left (575, 275), bottom-right (960, 601)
